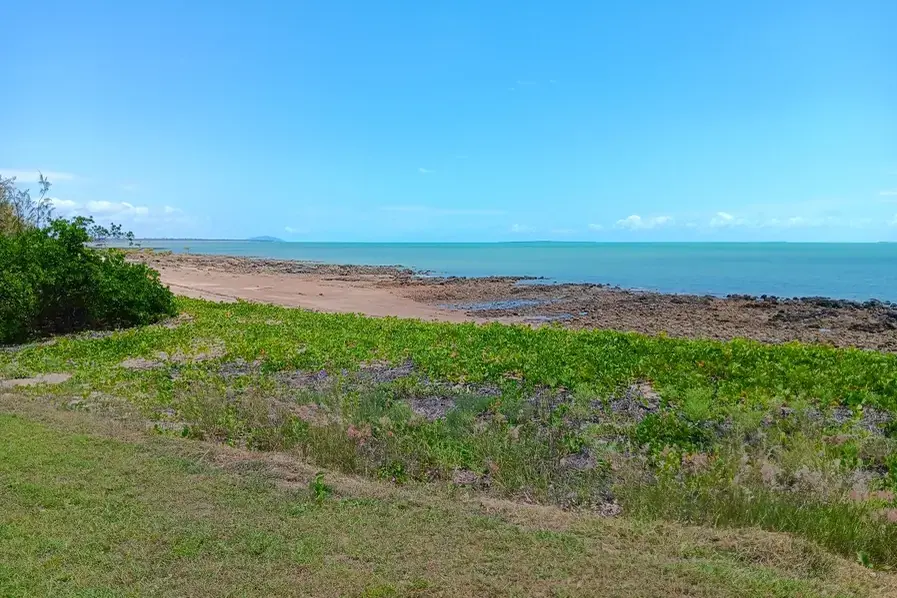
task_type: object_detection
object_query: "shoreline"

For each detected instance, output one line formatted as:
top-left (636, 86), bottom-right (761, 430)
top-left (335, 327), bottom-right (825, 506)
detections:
top-left (129, 250), bottom-right (897, 352)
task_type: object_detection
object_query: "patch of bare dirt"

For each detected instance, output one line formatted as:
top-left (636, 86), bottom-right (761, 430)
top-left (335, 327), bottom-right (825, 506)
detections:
top-left (119, 358), bottom-right (165, 370)
top-left (0, 373), bottom-right (72, 388)
top-left (409, 396), bottom-right (458, 421)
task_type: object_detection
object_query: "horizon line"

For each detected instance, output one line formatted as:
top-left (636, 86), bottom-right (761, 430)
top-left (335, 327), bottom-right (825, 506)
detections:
top-left (129, 238), bottom-right (897, 245)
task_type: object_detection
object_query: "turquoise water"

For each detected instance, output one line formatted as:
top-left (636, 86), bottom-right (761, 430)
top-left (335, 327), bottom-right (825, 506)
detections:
top-left (138, 240), bottom-right (897, 301)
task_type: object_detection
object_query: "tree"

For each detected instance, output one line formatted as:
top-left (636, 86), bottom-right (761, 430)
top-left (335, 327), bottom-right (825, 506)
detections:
top-left (89, 221), bottom-right (135, 247)
top-left (0, 173), bottom-right (54, 235)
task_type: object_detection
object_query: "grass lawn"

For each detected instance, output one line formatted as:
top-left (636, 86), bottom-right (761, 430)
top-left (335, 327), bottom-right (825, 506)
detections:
top-left (1, 404), bottom-right (894, 597)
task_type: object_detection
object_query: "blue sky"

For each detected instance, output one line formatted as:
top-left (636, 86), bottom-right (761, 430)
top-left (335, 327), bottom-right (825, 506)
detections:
top-left (2, 0), bottom-right (896, 241)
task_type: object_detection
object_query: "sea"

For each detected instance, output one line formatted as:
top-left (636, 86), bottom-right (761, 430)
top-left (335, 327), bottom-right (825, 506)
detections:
top-left (135, 240), bottom-right (897, 302)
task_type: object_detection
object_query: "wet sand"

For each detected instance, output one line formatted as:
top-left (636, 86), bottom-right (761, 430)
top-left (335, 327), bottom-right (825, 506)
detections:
top-left (132, 252), bottom-right (897, 352)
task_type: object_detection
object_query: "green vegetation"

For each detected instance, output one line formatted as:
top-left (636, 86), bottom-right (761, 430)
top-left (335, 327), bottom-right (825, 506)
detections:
top-left (3, 297), bottom-right (897, 576)
top-left (2, 408), bottom-right (894, 597)
top-left (0, 173), bottom-right (176, 344)
top-left (0, 218), bottom-right (177, 344)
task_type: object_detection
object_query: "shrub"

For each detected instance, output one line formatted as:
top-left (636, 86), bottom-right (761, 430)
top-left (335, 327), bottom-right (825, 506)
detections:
top-left (0, 217), bottom-right (176, 344)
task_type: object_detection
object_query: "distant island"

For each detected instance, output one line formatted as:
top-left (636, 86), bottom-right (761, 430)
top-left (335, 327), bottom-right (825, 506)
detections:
top-left (247, 236), bottom-right (284, 242)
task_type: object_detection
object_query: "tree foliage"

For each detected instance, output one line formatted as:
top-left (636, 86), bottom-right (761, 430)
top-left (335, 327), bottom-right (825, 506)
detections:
top-left (89, 221), bottom-right (135, 247)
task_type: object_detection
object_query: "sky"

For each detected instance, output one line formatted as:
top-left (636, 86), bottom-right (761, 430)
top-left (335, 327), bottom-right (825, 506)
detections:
top-left (2, 0), bottom-right (896, 242)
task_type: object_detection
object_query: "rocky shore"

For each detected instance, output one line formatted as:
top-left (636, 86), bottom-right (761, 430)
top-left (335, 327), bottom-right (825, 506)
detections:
top-left (129, 250), bottom-right (897, 352)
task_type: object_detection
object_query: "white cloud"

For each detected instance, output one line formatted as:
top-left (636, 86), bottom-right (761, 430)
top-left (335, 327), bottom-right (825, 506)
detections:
top-left (0, 169), bottom-right (76, 183)
top-left (510, 223), bottom-right (533, 233)
top-left (588, 223), bottom-right (604, 231)
top-left (615, 214), bottom-right (672, 230)
top-left (284, 226), bottom-right (296, 233)
top-left (890, 215), bottom-right (897, 226)
top-left (48, 197), bottom-right (80, 214)
top-left (85, 200), bottom-right (149, 216)
top-left (879, 190), bottom-right (897, 196)
top-left (380, 205), bottom-right (505, 216)
top-left (45, 198), bottom-right (175, 222)
top-left (418, 168), bottom-right (435, 174)
top-left (709, 212), bottom-right (749, 228)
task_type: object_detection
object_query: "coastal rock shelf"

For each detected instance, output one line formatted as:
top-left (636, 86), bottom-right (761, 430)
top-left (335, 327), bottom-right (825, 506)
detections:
top-left (129, 251), bottom-right (897, 352)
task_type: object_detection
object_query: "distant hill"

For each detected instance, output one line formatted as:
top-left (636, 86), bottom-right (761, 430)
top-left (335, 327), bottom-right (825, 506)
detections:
top-left (247, 236), bottom-right (284, 242)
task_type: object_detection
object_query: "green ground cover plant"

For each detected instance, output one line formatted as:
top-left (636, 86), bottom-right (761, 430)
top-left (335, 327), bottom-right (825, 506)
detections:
top-left (3, 297), bottom-right (897, 570)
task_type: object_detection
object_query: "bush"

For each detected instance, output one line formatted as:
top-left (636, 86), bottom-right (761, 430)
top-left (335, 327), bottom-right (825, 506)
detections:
top-left (0, 218), bottom-right (176, 344)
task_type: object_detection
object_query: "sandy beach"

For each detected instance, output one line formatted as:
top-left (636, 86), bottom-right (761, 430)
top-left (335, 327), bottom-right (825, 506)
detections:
top-left (132, 251), bottom-right (897, 352)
